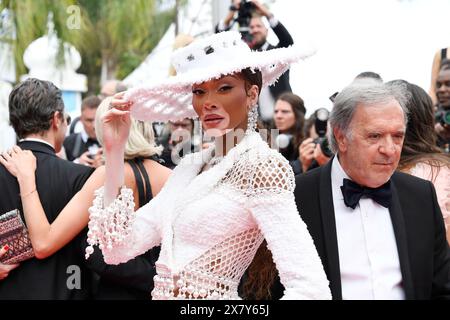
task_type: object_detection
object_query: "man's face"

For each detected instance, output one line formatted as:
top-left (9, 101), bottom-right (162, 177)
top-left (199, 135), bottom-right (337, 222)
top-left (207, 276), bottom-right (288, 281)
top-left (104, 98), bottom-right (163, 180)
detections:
top-left (336, 100), bottom-right (406, 188)
top-left (169, 119), bottom-right (193, 134)
top-left (250, 17), bottom-right (268, 46)
top-left (169, 119), bottom-right (194, 144)
top-left (436, 68), bottom-right (450, 109)
top-left (81, 108), bottom-right (97, 139)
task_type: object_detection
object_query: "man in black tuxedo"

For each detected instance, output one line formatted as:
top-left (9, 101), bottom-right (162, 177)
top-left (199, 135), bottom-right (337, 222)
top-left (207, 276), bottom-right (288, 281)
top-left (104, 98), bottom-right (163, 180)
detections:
top-left (0, 78), bottom-right (94, 299)
top-left (216, 0), bottom-right (293, 123)
top-left (295, 79), bottom-right (450, 300)
top-left (63, 95), bottom-right (103, 167)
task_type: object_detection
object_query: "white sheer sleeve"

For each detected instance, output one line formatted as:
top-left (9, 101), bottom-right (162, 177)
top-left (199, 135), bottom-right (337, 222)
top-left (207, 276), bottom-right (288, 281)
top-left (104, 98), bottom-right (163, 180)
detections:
top-left (85, 157), bottom-right (190, 265)
top-left (85, 184), bottom-right (165, 265)
top-left (246, 156), bottom-right (331, 300)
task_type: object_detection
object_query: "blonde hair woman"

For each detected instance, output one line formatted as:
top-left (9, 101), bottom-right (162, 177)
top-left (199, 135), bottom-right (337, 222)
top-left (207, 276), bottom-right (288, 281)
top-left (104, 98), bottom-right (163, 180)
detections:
top-left (1, 98), bottom-right (172, 299)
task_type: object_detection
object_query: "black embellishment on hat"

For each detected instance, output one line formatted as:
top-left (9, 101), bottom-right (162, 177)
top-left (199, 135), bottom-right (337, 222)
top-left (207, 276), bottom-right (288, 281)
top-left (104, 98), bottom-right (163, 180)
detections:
top-left (187, 54), bottom-right (195, 62)
top-left (204, 46), bottom-right (214, 55)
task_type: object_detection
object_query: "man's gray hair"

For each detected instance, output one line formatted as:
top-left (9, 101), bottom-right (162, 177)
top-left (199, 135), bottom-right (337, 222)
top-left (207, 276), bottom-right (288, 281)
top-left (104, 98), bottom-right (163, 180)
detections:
top-left (327, 78), bottom-right (410, 154)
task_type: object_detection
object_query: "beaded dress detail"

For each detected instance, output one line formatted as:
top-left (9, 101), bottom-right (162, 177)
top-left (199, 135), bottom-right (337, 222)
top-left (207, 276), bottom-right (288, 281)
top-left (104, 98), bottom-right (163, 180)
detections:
top-left (86, 132), bottom-right (331, 300)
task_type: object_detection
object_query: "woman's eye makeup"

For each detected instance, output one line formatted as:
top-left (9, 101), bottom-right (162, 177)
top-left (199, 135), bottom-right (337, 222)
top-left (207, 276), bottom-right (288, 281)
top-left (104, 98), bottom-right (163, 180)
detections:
top-left (192, 88), bottom-right (205, 95)
top-left (219, 85), bottom-right (233, 92)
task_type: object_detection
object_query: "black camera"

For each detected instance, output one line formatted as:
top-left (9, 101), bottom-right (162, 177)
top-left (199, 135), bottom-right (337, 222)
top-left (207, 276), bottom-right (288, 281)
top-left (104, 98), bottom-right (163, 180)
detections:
top-left (435, 107), bottom-right (450, 126)
top-left (313, 108), bottom-right (333, 158)
top-left (233, 0), bottom-right (256, 46)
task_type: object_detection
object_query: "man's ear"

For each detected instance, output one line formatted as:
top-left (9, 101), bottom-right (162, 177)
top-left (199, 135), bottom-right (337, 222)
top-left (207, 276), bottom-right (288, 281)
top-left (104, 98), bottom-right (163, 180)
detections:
top-left (51, 111), bottom-right (61, 130)
top-left (333, 127), bottom-right (347, 153)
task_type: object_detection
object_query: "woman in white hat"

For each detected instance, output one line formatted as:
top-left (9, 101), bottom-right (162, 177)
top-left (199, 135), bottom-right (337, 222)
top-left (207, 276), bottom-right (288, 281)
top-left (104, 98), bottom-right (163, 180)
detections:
top-left (91, 30), bottom-right (330, 300)
top-left (3, 31), bottom-right (331, 300)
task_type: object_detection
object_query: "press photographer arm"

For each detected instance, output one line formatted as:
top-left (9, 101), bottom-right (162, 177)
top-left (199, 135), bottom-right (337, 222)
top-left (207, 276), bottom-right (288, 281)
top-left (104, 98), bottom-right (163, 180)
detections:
top-left (75, 151), bottom-right (95, 167)
top-left (250, 0), bottom-right (273, 19)
top-left (250, 0), bottom-right (294, 49)
top-left (216, 0), bottom-right (241, 32)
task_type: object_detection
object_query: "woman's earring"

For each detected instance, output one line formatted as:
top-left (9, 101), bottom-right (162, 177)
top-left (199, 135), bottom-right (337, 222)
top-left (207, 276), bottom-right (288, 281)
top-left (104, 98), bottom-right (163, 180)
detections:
top-left (246, 105), bottom-right (258, 134)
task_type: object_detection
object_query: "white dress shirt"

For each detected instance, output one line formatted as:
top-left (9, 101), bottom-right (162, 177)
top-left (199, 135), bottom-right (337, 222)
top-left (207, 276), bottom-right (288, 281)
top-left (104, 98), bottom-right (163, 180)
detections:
top-left (19, 138), bottom-right (55, 150)
top-left (331, 156), bottom-right (405, 300)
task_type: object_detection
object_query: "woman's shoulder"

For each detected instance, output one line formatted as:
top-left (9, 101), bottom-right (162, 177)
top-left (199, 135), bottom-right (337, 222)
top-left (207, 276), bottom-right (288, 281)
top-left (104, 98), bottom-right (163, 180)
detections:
top-left (249, 136), bottom-right (292, 167)
top-left (142, 158), bottom-right (173, 194)
top-left (143, 158), bottom-right (172, 175)
top-left (409, 159), bottom-right (450, 180)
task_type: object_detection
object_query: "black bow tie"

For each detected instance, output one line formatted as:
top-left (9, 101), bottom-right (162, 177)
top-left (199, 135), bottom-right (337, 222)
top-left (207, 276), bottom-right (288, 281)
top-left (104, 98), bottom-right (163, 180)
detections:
top-left (340, 178), bottom-right (392, 209)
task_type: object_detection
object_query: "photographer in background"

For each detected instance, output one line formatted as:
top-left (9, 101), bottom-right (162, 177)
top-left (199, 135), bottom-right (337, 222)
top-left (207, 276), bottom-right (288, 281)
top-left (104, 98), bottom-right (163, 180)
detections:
top-left (216, 0), bottom-right (294, 124)
top-left (273, 92), bottom-right (306, 175)
top-left (63, 95), bottom-right (103, 167)
top-left (158, 118), bottom-right (197, 169)
top-left (299, 108), bottom-right (333, 173)
top-left (435, 60), bottom-right (450, 153)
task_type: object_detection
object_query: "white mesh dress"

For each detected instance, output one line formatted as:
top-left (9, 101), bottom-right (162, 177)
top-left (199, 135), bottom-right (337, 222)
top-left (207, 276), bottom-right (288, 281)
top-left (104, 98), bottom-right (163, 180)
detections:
top-left (86, 132), bottom-right (331, 300)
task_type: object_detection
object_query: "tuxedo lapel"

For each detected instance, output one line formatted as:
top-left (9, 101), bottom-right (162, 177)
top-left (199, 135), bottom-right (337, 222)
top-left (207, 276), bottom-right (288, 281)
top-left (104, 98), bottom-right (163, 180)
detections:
top-left (389, 177), bottom-right (414, 299)
top-left (319, 160), bottom-right (342, 299)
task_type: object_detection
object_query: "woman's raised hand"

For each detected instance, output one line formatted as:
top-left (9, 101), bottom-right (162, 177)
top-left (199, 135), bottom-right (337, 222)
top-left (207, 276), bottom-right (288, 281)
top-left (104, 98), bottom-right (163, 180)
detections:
top-left (101, 93), bottom-right (133, 152)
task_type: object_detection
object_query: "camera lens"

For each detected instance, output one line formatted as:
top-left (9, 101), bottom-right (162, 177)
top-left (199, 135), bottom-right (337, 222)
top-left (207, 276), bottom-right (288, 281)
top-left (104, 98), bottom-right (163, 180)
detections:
top-left (319, 137), bottom-right (333, 158)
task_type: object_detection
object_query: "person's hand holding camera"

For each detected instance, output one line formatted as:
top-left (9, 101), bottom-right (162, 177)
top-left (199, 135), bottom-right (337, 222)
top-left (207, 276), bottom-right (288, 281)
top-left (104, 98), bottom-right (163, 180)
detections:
top-left (313, 143), bottom-right (331, 167)
top-left (224, 0), bottom-right (242, 28)
top-left (91, 148), bottom-right (104, 169)
top-left (230, 0), bottom-right (241, 10)
top-left (299, 138), bottom-right (316, 173)
top-left (228, 0), bottom-right (273, 20)
top-left (248, 0), bottom-right (273, 19)
top-left (299, 137), bottom-right (332, 172)
top-left (77, 151), bottom-right (95, 167)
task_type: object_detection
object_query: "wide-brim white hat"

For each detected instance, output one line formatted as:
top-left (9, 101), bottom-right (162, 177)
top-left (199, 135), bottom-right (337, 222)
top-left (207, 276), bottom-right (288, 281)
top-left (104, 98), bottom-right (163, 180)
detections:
top-left (125, 31), bottom-right (315, 122)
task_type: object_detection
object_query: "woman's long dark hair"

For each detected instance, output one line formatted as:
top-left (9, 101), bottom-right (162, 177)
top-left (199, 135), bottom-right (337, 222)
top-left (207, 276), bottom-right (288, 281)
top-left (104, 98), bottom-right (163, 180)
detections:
top-left (237, 68), bottom-right (278, 300)
top-left (390, 80), bottom-right (450, 180)
top-left (276, 92), bottom-right (305, 152)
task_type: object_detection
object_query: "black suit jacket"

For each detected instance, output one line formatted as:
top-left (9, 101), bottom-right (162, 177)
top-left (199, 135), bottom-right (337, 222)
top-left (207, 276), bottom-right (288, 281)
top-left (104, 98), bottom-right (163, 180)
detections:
top-left (294, 159), bottom-right (450, 299)
top-left (0, 140), bottom-right (94, 299)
